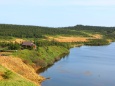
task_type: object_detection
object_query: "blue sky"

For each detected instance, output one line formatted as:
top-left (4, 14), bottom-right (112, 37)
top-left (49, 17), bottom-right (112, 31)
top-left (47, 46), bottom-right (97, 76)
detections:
top-left (0, 0), bottom-right (115, 27)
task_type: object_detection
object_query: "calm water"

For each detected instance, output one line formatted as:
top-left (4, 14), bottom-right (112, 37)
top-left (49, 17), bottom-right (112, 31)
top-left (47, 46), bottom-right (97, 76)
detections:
top-left (40, 43), bottom-right (115, 86)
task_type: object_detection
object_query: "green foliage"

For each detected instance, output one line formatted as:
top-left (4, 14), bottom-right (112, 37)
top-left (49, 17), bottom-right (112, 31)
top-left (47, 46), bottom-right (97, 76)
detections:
top-left (0, 24), bottom-right (115, 40)
top-left (0, 42), bottom-right (21, 50)
top-left (3, 70), bottom-right (12, 79)
top-left (84, 39), bottom-right (110, 46)
top-left (13, 46), bottom-right (69, 67)
top-left (35, 40), bottom-right (71, 49)
top-left (8, 42), bottom-right (21, 50)
top-left (0, 36), bottom-right (14, 41)
top-left (36, 46), bottom-right (69, 67)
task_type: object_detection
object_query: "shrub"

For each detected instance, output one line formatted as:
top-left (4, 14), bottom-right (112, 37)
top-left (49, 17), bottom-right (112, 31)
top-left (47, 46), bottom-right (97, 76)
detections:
top-left (3, 70), bottom-right (12, 79)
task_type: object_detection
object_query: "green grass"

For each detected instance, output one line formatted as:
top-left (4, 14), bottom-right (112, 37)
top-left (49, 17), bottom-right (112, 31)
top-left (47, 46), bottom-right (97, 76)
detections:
top-left (0, 65), bottom-right (37, 86)
top-left (0, 80), bottom-right (36, 86)
top-left (12, 49), bottom-right (42, 65)
top-left (12, 46), bottom-right (69, 67)
top-left (84, 39), bottom-right (110, 46)
top-left (0, 36), bottom-right (15, 41)
top-left (38, 46), bottom-right (69, 66)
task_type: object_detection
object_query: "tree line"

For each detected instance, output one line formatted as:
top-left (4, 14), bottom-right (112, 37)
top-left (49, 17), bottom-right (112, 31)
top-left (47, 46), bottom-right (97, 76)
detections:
top-left (0, 24), bottom-right (115, 40)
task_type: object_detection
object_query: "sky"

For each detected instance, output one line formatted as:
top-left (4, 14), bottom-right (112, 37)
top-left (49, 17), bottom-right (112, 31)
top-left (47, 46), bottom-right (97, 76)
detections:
top-left (0, 0), bottom-right (115, 27)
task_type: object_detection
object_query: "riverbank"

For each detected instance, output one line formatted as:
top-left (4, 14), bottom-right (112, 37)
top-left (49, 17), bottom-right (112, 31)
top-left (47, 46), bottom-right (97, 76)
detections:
top-left (0, 39), bottom-right (112, 86)
top-left (12, 46), bottom-right (69, 68)
top-left (40, 42), bottom-right (115, 86)
top-left (0, 55), bottom-right (45, 86)
top-left (0, 45), bottom-right (69, 86)
top-left (0, 65), bottom-right (40, 86)
top-left (37, 41), bottom-right (112, 84)
top-left (4, 46), bottom-right (68, 85)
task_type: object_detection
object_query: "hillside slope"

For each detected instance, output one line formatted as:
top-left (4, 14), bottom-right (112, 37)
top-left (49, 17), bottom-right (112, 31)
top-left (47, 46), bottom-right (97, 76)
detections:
top-left (0, 55), bottom-right (45, 86)
top-left (0, 65), bottom-right (38, 86)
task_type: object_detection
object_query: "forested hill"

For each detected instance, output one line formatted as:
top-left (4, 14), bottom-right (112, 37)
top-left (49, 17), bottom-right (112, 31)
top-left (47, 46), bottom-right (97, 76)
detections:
top-left (0, 24), bottom-right (115, 40)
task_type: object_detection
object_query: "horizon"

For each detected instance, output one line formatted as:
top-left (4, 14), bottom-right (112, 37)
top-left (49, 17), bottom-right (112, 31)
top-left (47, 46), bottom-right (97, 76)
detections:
top-left (0, 0), bottom-right (115, 27)
top-left (0, 23), bottom-right (115, 28)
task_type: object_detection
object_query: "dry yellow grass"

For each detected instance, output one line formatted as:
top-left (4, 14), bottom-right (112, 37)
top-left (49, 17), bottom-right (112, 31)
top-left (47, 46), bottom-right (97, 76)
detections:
top-left (47, 36), bottom-right (88, 42)
top-left (12, 38), bottom-right (25, 43)
top-left (92, 34), bottom-right (102, 39)
top-left (0, 55), bottom-right (45, 86)
top-left (46, 34), bottom-right (102, 43)
top-left (0, 38), bottom-right (25, 44)
top-left (54, 37), bottom-right (88, 42)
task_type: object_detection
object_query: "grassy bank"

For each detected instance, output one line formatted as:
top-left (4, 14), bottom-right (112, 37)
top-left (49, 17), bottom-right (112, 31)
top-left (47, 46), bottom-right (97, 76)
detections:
top-left (0, 65), bottom-right (37, 86)
top-left (12, 46), bottom-right (69, 68)
top-left (84, 39), bottom-right (110, 46)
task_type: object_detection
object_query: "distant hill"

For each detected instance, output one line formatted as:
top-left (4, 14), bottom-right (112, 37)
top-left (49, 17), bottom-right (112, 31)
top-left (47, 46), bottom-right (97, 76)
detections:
top-left (0, 24), bottom-right (115, 40)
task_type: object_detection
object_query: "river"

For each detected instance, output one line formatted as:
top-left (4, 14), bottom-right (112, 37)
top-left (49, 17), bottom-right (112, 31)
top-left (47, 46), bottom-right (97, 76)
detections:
top-left (40, 42), bottom-right (115, 86)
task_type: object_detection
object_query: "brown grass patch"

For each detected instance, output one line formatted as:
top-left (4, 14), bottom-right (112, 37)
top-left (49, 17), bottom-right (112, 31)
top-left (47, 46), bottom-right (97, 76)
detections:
top-left (47, 36), bottom-right (88, 42)
top-left (0, 38), bottom-right (25, 44)
top-left (54, 36), bottom-right (88, 42)
top-left (0, 56), bottom-right (45, 85)
top-left (12, 38), bottom-right (25, 43)
top-left (46, 34), bottom-right (102, 43)
top-left (92, 34), bottom-right (102, 39)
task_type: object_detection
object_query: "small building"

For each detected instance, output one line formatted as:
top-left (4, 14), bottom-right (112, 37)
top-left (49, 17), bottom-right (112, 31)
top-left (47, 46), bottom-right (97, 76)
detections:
top-left (22, 41), bottom-right (36, 49)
